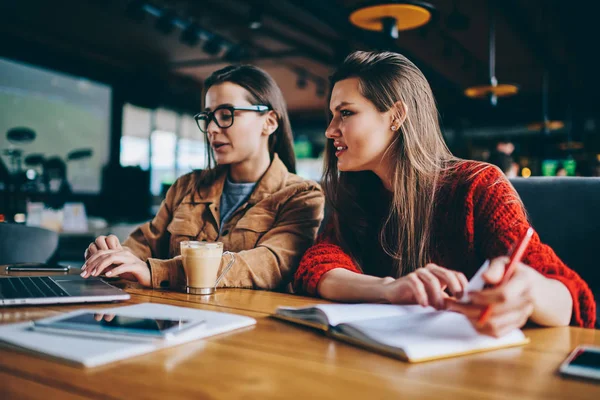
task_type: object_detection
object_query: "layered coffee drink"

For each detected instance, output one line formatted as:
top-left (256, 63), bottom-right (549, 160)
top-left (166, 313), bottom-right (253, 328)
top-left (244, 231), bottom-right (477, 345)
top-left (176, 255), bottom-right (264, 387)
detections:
top-left (181, 242), bottom-right (223, 289)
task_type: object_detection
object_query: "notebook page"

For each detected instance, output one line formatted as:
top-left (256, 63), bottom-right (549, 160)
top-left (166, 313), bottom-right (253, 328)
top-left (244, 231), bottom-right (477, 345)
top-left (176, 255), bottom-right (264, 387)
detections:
top-left (306, 304), bottom-right (434, 326)
top-left (337, 311), bottom-right (526, 361)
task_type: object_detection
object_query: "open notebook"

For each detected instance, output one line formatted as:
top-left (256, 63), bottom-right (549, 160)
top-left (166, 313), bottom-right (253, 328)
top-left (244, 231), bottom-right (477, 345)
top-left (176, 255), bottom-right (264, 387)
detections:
top-left (274, 304), bottom-right (529, 363)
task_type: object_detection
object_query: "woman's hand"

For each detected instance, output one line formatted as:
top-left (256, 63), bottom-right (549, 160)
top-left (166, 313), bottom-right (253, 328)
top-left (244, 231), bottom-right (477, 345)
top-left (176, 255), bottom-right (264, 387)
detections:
top-left (446, 256), bottom-right (537, 337)
top-left (81, 248), bottom-right (151, 287)
top-left (84, 235), bottom-right (122, 260)
top-left (383, 263), bottom-right (469, 309)
top-left (94, 313), bottom-right (116, 322)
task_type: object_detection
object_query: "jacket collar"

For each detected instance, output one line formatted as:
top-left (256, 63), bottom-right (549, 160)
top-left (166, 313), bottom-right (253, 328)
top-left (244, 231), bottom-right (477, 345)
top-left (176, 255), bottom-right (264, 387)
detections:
top-left (184, 154), bottom-right (288, 205)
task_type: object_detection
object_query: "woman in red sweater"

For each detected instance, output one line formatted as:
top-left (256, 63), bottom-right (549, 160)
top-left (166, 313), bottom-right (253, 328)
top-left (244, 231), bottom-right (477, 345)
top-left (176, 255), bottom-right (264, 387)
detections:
top-left (294, 51), bottom-right (596, 334)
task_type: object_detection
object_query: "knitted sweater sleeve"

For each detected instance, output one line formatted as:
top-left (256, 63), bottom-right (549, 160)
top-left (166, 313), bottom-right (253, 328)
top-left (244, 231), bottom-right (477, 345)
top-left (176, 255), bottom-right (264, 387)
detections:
top-left (470, 165), bottom-right (596, 328)
top-left (293, 223), bottom-right (361, 295)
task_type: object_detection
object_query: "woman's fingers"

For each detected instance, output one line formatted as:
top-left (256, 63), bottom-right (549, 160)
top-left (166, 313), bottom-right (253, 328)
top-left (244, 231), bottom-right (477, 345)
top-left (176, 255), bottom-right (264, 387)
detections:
top-left (445, 298), bottom-right (483, 319)
top-left (82, 249), bottom-right (119, 271)
top-left (469, 266), bottom-right (530, 306)
top-left (105, 263), bottom-right (151, 287)
top-left (94, 236), bottom-right (110, 251)
top-left (90, 254), bottom-right (129, 277)
top-left (456, 271), bottom-right (469, 292)
top-left (475, 306), bottom-right (532, 337)
top-left (82, 252), bottom-right (130, 277)
top-left (105, 264), bottom-right (139, 278)
top-left (85, 235), bottom-right (121, 261)
top-left (481, 256), bottom-right (510, 286)
top-left (104, 314), bottom-right (116, 322)
top-left (105, 235), bottom-right (122, 250)
top-left (405, 273), bottom-right (429, 307)
top-left (84, 243), bottom-right (98, 260)
top-left (426, 264), bottom-right (467, 297)
top-left (415, 268), bottom-right (444, 309)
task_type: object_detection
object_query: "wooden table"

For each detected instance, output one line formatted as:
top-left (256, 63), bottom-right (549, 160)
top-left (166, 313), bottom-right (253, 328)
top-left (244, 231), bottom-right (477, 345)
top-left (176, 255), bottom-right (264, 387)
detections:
top-left (1, 268), bottom-right (599, 399)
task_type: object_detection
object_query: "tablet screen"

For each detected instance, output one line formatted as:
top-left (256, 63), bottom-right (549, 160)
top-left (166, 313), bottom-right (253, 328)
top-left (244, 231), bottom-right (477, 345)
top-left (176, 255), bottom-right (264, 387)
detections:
top-left (41, 313), bottom-right (195, 336)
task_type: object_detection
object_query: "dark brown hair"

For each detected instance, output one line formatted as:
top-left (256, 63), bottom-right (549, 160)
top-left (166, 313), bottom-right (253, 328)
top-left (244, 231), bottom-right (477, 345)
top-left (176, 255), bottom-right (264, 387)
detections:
top-left (197, 64), bottom-right (296, 186)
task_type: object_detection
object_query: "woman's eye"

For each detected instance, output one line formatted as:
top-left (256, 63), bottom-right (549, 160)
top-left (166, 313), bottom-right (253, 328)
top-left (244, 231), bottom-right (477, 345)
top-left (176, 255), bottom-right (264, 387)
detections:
top-left (340, 110), bottom-right (353, 118)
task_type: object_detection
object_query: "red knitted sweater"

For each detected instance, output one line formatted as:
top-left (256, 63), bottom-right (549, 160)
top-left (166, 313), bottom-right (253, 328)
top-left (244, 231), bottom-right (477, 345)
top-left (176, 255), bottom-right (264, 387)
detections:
top-left (294, 162), bottom-right (596, 328)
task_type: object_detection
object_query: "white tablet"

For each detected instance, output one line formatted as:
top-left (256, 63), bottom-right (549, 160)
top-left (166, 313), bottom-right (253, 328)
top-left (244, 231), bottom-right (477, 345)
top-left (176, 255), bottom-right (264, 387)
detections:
top-left (559, 345), bottom-right (600, 381)
top-left (32, 310), bottom-right (205, 341)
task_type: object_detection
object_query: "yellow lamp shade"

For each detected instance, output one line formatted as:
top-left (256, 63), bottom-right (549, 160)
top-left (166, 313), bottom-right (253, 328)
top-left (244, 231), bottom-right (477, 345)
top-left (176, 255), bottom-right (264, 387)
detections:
top-left (349, 3), bottom-right (433, 32)
top-left (526, 120), bottom-right (565, 132)
top-left (558, 141), bottom-right (584, 151)
top-left (464, 84), bottom-right (519, 99)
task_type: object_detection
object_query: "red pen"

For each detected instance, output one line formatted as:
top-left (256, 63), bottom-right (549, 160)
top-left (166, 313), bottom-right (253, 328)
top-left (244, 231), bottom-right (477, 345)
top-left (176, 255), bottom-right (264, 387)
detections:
top-left (477, 227), bottom-right (534, 325)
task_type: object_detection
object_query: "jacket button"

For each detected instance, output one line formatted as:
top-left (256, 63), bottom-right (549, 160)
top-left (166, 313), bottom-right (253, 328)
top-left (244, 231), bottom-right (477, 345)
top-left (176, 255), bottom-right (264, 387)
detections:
top-left (222, 229), bottom-right (229, 236)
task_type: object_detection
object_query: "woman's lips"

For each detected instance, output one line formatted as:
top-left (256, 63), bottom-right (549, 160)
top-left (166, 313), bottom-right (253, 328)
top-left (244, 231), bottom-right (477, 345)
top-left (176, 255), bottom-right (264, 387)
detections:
top-left (212, 143), bottom-right (230, 152)
top-left (335, 145), bottom-right (348, 157)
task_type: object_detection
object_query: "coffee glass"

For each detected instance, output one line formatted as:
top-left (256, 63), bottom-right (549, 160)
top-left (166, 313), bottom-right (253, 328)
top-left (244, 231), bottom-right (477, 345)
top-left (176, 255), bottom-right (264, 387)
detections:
top-left (180, 241), bottom-right (235, 295)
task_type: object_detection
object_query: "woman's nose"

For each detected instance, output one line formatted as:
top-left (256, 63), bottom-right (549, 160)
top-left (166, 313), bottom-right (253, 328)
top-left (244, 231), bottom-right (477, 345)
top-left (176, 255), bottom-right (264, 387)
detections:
top-left (325, 120), bottom-right (340, 139)
top-left (207, 119), bottom-right (220, 136)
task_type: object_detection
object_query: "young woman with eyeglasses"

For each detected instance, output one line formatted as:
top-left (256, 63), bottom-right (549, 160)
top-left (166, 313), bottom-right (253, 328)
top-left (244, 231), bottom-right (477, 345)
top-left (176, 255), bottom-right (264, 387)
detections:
top-left (81, 65), bottom-right (324, 292)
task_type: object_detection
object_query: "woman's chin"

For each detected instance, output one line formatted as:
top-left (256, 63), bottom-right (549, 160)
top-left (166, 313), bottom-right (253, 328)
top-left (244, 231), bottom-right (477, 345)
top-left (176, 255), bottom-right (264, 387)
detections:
top-left (214, 154), bottom-right (234, 165)
top-left (337, 161), bottom-right (355, 172)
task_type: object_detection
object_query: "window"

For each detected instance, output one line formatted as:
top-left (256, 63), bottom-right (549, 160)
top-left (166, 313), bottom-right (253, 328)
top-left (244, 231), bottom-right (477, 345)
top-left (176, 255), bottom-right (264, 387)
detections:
top-left (120, 104), bottom-right (207, 196)
top-left (177, 115), bottom-right (207, 176)
top-left (120, 104), bottom-right (151, 169)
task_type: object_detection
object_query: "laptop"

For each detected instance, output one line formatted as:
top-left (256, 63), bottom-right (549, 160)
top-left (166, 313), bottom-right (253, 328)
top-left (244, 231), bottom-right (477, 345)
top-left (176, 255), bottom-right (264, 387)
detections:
top-left (0, 275), bottom-right (130, 306)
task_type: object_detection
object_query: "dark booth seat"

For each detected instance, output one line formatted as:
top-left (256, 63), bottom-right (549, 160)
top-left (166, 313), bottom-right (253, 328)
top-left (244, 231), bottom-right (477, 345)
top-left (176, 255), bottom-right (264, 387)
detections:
top-left (0, 223), bottom-right (59, 265)
top-left (511, 177), bottom-right (600, 327)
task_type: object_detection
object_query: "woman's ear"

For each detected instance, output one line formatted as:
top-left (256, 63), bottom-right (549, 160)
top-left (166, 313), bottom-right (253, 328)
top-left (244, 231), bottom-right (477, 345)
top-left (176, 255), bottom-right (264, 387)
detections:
top-left (390, 100), bottom-right (408, 131)
top-left (263, 110), bottom-right (279, 136)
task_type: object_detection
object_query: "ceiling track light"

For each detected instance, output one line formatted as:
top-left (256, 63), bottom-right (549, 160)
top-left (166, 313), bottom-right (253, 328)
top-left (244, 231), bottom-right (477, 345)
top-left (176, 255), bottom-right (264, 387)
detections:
top-left (155, 9), bottom-right (177, 35)
top-left (203, 35), bottom-right (224, 56)
top-left (180, 23), bottom-right (200, 47)
top-left (295, 68), bottom-right (308, 89)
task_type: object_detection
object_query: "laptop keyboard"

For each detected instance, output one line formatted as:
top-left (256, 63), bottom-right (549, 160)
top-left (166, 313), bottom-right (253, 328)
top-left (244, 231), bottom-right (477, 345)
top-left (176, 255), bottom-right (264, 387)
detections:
top-left (0, 277), bottom-right (70, 299)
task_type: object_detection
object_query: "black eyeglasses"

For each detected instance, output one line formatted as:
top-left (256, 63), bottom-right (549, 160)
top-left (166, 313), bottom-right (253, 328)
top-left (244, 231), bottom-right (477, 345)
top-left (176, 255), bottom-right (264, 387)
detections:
top-left (193, 105), bottom-right (271, 133)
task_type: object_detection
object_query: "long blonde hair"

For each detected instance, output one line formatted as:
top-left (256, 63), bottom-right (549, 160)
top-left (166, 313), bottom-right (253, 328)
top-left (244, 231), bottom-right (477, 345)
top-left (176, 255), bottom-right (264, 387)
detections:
top-left (324, 51), bottom-right (462, 277)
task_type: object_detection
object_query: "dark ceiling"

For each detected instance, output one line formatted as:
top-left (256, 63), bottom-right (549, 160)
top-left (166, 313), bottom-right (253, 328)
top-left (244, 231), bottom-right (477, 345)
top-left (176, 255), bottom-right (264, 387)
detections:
top-left (1, 0), bottom-right (598, 132)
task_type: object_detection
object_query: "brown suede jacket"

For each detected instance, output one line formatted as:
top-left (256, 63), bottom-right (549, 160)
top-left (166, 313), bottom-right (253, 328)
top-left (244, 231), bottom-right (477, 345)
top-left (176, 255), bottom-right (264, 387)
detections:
top-left (123, 154), bottom-right (324, 292)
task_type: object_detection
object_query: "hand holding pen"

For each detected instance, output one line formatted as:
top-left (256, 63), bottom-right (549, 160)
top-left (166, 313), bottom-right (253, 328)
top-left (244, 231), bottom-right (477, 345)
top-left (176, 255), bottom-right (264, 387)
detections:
top-left (446, 227), bottom-right (539, 337)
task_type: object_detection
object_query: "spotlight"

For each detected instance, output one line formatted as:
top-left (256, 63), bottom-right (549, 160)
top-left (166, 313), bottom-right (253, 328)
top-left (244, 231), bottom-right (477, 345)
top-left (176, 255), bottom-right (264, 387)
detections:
top-left (180, 23), bottom-right (200, 47)
top-left (203, 35), bottom-right (223, 56)
top-left (248, 5), bottom-right (263, 30)
top-left (155, 9), bottom-right (176, 35)
top-left (296, 69), bottom-right (308, 89)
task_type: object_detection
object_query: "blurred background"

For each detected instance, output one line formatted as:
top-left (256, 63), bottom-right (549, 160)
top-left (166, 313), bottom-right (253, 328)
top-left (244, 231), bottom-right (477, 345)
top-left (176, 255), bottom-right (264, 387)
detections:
top-left (1, 0), bottom-right (599, 242)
